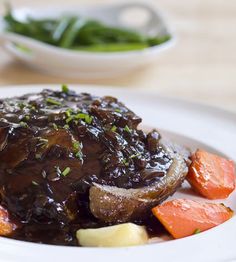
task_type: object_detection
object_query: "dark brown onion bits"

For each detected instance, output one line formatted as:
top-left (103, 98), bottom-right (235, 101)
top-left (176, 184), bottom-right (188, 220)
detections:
top-left (147, 130), bottom-right (161, 152)
top-left (0, 88), bottom-right (175, 245)
top-left (90, 106), bottom-right (115, 124)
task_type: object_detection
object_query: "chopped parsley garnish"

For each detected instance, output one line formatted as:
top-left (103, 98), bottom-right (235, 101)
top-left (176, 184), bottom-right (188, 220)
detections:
top-left (73, 141), bottom-right (83, 160)
top-left (115, 108), bottom-right (122, 113)
top-left (74, 113), bottom-right (93, 124)
top-left (75, 151), bottom-right (83, 160)
top-left (64, 110), bottom-right (93, 125)
top-left (122, 158), bottom-right (129, 166)
top-left (74, 113), bottom-right (86, 120)
top-left (37, 138), bottom-right (48, 148)
top-left (32, 180), bottom-right (39, 186)
top-left (85, 115), bottom-right (93, 124)
top-left (62, 167), bottom-right (71, 177)
top-left (193, 228), bottom-right (201, 234)
top-left (46, 97), bottom-right (62, 106)
top-left (62, 84), bottom-right (69, 94)
top-left (24, 115), bottom-right (30, 121)
top-left (124, 125), bottom-right (131, 133)
top-left (19, 121), bottom-right (28, 128)
top-left (65, 108), bottom-right (72, 117)
top-left (18, 102), bottom-right (27, 110)
top-left (29, 105), bottom-right (36, 111)
top-left (111, 125), bottom-right (117, 132)
top-left (130, 153), bottom-right (141, 159)
top-left (64, 124), bottom-right (69, 129)
top-left (52, 123), bottom-right (59, 130)
top-left (73, 141), bottom-right (80, 151)
top-left (66, 116), bottom-right (74, 124)
top-left (55, 166), bottom-right (71, 177)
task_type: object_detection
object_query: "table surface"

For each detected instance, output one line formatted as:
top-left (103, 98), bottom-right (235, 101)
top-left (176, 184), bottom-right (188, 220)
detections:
top-left (0, 0), bottom-right (235, 113)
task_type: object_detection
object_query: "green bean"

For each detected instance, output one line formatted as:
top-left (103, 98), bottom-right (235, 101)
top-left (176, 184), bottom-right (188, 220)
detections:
top-left (73, 43), bottom-right (149, 52)
top-left (59, 18), bottom-right (86, 48)
top-left (4, 6), bottom-right (171, 52)
top-left (147, 35), bottom-right (171, 46)
top-left (52, 17), bottom-right (71, 42)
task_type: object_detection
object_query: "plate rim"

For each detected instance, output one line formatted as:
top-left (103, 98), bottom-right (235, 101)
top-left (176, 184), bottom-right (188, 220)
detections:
top-left (0, 84), bottom-right (235, 262)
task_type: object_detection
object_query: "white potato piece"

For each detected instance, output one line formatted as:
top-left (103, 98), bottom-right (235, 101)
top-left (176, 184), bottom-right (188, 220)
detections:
top-left (76, 223), bottom-right (148, 247)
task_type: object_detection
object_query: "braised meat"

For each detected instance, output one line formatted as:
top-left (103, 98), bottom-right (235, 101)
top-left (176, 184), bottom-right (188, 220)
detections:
top-left (0, 88), bottom-right (188, 245)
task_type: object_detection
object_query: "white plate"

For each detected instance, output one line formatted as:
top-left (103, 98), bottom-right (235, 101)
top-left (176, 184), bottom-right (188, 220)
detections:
top-left (0, 2), bottom-right (175, 79)
top-left (0, 84), bottom-right (235, 262)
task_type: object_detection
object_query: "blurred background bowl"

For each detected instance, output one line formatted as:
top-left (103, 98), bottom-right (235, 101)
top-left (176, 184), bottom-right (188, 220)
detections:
top-left (0, 2), bottom-right (175, 79)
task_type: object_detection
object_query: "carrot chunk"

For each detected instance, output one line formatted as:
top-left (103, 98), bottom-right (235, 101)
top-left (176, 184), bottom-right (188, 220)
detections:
top-left (187, 149), bottom-right (235, 199)
top-left (0, 206), bottom-right (17, 236)
top-left (152, 199), bottom-right (233, 239)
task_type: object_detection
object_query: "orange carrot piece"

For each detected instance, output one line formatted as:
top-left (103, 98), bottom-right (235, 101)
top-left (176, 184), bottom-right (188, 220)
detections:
top-left (152, 199), bottom-right (233, 239)
top-left (187, 149), bottom-right (235, 199)
top-left (0, 206), bottom-right (17, 236)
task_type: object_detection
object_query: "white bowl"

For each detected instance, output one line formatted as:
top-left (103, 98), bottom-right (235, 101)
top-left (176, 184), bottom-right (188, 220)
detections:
top-left (0, 2), bottom-right (175, 79)
top-left (0, 84), bottom-right (235, 262)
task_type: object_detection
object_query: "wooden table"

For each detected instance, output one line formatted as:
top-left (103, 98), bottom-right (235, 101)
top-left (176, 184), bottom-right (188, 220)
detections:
top-left (0, 0), bottom-right (236, 113)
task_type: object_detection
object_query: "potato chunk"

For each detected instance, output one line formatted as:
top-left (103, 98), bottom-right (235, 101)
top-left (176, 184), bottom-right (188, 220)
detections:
top-left (76, 223), bottom-right (148, 247)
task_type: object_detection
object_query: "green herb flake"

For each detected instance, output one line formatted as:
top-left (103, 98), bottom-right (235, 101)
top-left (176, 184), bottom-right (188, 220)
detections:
top-left (62, 84), bottom-right (69, 94)
top-left (130, 153), bottom-right (141, 159)
top-left (66, 116), bottom-right (74, 124)
top-left (52, 123), bottom-right (59, 130)
top-left (73, 141), bottom-right (83, 160)
top-left (193, 228), bottom-right (201, 234)
top-left (65, 108), bottom-right (72, 117)
top-left (64, 124), bottom-right (69, 129)
top-left (37, 138), bottom-right (48, 148)
top-left (75, 151), bottom-right (83, 160)
top-left (19, 121), bottom-right (28, 128)
top-left (46, 97), bottom-right (62, 106)
top-left (115, 108), bottom-right (122, 113)
top-left (122, 158), bottom-right (129, 166)
top-left (30, 105), bottom-right (36, 111)
top-left (62, 167), bottom-right (71, 177)
top-left (32, 180), bottom-right (39, 186)
top-left (24, 115), bottom-right (30, 121)
top-left (18, 102), bottom-right (27, 110)
top-left (124, 125), bottom-right (131, 133)
top-left (74, 113), bottom-right (86, 120)
top-left (74, 113), bottom-right (93, 124)
top-left (73, 141), bottom-right (80, 151)
top-left (111, 125), bottom-right (117, 132)
top-left (85, 115), bottom-right (93, 125)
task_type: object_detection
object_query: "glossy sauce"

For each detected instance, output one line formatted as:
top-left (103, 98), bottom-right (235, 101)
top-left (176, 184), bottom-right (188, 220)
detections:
top-left (0, 89), bottom-right (172, 245)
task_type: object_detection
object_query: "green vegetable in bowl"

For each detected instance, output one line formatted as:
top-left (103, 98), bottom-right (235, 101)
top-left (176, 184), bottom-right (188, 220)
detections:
top-left (3, 6), bottom-right (171, 52)
top-left (73, 43), bottom-right (149, 52)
